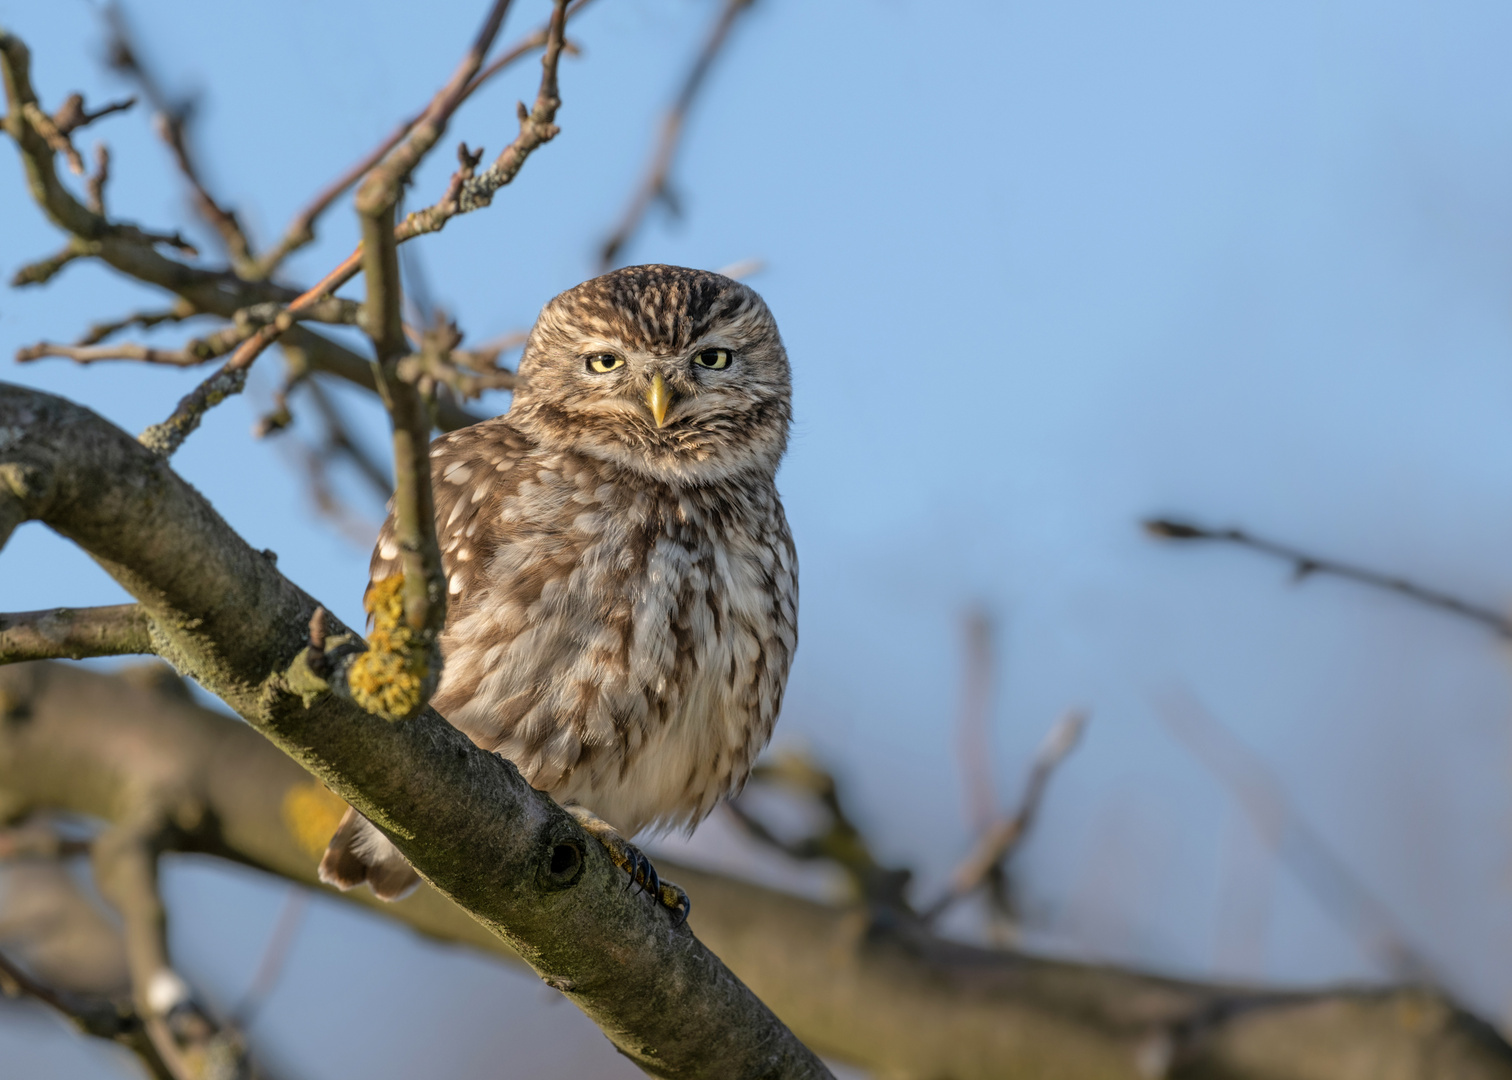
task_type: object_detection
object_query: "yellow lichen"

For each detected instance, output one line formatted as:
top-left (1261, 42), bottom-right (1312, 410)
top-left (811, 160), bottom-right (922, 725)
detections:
top-left (281, 781), bottom-right (348, 857)
top-left (347, 573), bottom-right (429, 721)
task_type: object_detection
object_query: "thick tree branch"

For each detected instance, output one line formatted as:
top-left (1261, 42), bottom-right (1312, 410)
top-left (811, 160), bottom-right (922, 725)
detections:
top-left (0, 604), bottom-right (153, 663)
top-left (0, 382), bottom-right (829, 1078)
top-left (3, 659), bottom-right (1511, 1080)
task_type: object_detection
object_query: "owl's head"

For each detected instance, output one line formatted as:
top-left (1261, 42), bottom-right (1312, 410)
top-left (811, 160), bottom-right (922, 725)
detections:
top-left (508, 265), bottom-right (791, 486)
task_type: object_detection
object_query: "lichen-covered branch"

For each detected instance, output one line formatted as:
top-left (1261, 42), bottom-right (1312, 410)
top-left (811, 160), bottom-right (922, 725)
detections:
top-left (0, 381), bottom-right (830, 1078)
top-left (3, 659), bottom-right (1511, 1080)
top-left (0, 604), bottom-right (153, 663)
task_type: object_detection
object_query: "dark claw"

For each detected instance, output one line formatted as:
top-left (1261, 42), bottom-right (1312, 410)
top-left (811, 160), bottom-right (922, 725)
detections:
top-left (617, 843), bottom-right (663, 899)
top-left (667, 887), bottom-right (691, 927)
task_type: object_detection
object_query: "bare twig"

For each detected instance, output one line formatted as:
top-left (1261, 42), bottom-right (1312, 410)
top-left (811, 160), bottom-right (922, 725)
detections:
top-left (103, 3), bottom-right (255, 272)
top-left (20, 100), bottom-right (84, 173)
top-left (598, 0), bottom-right (755, 270)
top-left (77, 302), bottom-right (198, 344)
top-left (923, 710), bottom-right (1087, 923)
top-left (0, 948), bottom-right (171, 1079)
top-left (1, 31), bottom-right (316, 324)
top-left (728, 751), bottom-right (913, 913)
top-left (0, 604), bottom-right (153, 664)
top-left (233, 888), bottom-right (310, 1027)
top-left (1154, 686), bottom-right (1442, 985)
top-left (250, 0), bottom-right (592, 279)
top-left (415, 0), bottom-right (571, 225)
top-left (956, 608), bottom-right (997, 833)
top-left (1145, 518), bottom-right (1512, 637)
top-left (17, 324), bottom-right (253, 367)
top-left (304, 378), bottom-right (393, 499)
top-left (51, 90), bottom-right (136, 134)
top-left (396, 317), bottom-right (518, 402)
top-left (10, 241), bottom-right (85, 286)
top-left (139, 0), bottom-right (569, 457)
top-left (85, 141), bottom-right (109, 213)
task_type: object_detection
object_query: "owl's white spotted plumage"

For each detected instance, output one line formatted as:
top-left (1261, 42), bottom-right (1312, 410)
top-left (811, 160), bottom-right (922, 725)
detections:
top-left (320, 265), bottom-right (797, 903)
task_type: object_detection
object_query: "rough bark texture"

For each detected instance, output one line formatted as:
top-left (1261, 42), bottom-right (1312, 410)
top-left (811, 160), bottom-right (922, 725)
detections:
top-left (3, 660), bottom-right (1510, 1078)
top-left (0, 381), bottom-right (828, 1079)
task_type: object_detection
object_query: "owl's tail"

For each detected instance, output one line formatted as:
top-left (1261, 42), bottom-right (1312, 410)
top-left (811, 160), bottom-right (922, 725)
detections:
top-left (318, 807), bottom-right (421, 902)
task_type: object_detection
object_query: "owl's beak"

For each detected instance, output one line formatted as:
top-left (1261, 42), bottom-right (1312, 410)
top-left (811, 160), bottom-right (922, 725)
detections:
top-left (644, 372), bottom-right (674, 428)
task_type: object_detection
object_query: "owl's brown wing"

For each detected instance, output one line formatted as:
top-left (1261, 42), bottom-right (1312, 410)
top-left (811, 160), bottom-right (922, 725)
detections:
top-left (365, 417), bottom-right (537, 617)
top-left (327, 417), bottom-right (537, 900)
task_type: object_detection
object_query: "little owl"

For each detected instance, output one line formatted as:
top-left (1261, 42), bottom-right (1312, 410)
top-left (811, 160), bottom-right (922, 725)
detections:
top-left (319, 264), bottom-right (798, 917)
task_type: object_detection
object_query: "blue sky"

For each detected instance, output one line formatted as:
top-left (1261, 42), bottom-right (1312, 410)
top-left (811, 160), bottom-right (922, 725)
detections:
top-left (5, 0), bottom-right (1512, 1075)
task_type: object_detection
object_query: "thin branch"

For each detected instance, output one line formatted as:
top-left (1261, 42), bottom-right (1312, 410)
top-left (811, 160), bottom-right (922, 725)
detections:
top-left (85, 141), bottom-right (109, 214)
top-left (598, 0), bottom-right (755, 270)
top-left (0, 948), bottom-right (173, 1079)
top-left (956, 607), bottom-right (997, 833)
top-left (284, 326), bottom-right (482, 432)
top-left (728, 751), bottom-right (913, 913)
top-left (144, 0), bottom-right (571, 447)
top-left (77, 302), bottom-right (198, 344)
top-left (250, 0), bottom-right (593, 279)
top-left (356, 0), bottom-right (516, 219)
top-left (51, 90), bottom-right (136, 135)
top-left (233, 887), bottom-right (309, 1027)
top-left (1144, 517), bottom-right (1512, 638)
top-left (103, 3), bottom-right (256, 272)
top-left (352, 0), bottom-right (522, 664)
top-left (2, 30), bottom-right (329, 331)
top-left (9, 241), bottom-right (85, 286)
top-left (18, 326), bottom-right (250, 367)
top-left (396, 318), bottom-right (518, 402)
top-left (923, 710), bottom-right (1087, 923)
top-left (1154, 686), bottom-right (1442, 985)
top-left (135, 291), bottom-right (363, 456)
top-left (20, 100), bottom-right (83, 173)
top-left (0, 604), bottom-right (153, 664)
top-left (415, 0), bottom-right (571, 225)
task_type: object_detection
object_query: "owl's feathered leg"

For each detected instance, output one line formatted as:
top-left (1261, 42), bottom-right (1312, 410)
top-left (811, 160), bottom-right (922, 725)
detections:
top-left (564, 805), bottom-right (690, 925)
top-left (318, 807), bottom-right (421, 901)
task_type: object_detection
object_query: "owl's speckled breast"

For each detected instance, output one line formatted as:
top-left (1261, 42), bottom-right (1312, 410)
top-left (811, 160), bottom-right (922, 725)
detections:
top-left (413, 424), bottom-right (797, 836)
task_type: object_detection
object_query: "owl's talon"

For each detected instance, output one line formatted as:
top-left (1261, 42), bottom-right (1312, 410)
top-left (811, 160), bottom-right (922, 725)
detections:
top-left (659, 879), bottom-right (691, 926)
top-left (565, 804), bottom-right (684, 920)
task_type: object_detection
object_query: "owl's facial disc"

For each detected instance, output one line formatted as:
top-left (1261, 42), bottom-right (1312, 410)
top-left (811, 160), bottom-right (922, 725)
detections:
top-left (512, 265), bottom-right (792, 485)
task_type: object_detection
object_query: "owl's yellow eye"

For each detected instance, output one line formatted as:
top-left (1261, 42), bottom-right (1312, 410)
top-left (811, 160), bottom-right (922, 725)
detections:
top-left (694, 348), bottom-right (732, 370)
top-left (586, 354), bottom-right (625, 374)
